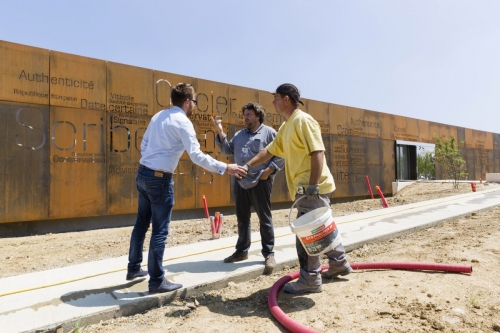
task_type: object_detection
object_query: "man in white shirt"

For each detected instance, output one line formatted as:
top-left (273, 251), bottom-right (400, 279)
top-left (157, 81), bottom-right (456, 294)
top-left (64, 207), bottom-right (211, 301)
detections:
top-left (126, 83), bottom-right (247, 294)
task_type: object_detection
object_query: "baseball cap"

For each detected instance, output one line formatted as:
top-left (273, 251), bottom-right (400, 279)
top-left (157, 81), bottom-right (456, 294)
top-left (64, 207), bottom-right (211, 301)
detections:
top-left (272, 83), bottom-right (304, 105)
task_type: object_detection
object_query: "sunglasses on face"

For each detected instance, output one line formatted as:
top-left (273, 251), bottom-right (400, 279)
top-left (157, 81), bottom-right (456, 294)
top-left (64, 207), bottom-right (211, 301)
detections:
top-left (188, 98), bottom-right (198, 106)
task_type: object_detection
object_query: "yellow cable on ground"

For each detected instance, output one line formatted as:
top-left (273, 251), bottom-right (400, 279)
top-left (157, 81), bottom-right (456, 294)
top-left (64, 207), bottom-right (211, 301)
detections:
top-left (1, 188), bottom-right (497, 298)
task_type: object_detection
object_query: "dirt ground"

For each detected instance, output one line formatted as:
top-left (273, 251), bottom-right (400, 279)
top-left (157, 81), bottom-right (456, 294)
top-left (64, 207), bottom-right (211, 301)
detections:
top-left (2, 182), bottom-right (500, 332)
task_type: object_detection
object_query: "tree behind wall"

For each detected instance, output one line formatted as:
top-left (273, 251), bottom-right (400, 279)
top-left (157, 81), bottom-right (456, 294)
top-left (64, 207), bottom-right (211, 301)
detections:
top-left (417, 151), bottom-right (436, 179)
top-left (434, 136), bottom-right (468, 189)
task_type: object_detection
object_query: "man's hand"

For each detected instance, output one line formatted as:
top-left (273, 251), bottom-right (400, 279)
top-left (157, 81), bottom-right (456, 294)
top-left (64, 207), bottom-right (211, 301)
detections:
top-left (211, 115), bottom-right (223, 132)
top-left (305, 184), bottom-right (320, 200)
top-left (226, 164), bottom-right (247, 179)
top-left (259, 167), bottom-right (274, 180)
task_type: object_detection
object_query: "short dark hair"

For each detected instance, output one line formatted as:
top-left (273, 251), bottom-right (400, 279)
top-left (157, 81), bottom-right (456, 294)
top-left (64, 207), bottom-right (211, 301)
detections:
top-left (171, 83), bottom-right (195, 107)
top-left (241, 102), bottom-right (265, 124)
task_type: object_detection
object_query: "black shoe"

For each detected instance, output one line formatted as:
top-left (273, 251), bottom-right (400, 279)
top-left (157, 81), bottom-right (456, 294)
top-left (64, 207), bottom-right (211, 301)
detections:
top-left (149, 279), bottom-right (183, 294)
top-left (224, 251), bottom-right (248, 263)
top-left (126, 268), bottom-right (148, 280)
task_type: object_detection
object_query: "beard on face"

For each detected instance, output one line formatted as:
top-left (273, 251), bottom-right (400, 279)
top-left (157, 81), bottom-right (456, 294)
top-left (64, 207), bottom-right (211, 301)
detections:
top-left (186, 103), bottom-right (194, 117)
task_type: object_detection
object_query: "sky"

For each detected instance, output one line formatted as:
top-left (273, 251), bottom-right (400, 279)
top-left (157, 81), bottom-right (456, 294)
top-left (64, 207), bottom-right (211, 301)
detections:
top-left (1, 0), bottom-right (499, 133)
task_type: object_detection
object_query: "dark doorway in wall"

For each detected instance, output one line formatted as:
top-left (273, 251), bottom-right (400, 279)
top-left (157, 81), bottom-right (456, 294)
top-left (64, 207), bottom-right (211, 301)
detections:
top-left (395, 140), bottom-right (436, 180)
top-left (396, 143), bottom-right (416, 180)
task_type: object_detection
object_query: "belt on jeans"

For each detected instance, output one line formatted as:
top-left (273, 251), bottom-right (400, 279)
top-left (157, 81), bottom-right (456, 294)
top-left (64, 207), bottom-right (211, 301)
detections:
top-left (140, 164), bottom-right (172, 177)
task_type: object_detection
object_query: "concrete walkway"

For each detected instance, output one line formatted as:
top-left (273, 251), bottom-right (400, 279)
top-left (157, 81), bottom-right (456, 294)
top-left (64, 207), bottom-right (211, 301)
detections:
top-left (1, 187), bottom-right (499, 333)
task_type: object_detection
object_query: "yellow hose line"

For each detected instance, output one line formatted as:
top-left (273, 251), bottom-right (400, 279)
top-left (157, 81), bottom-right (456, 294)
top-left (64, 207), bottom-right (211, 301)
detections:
top-left (1, 188), bottom-right (496, 298)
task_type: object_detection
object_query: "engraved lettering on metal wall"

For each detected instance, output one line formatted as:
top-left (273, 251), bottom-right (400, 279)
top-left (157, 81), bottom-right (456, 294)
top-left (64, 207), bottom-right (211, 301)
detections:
top-left (52, 152), bottom-right (105, 163)
top-left (108, 93), bottom-right (149, 115)
top-left (13, 88), bottom-right (49, 99)
top-left (390, 125), bottom-right (418, 141)
top-left (333, 138), bottom-right (374, 185)
top-left (80, 99), bottom-right (106, 111)
top-left (50, 114), bottom-right (105, 163)
top-left (318, 121), bottom-right (329, 135)
top-left (475, 140), bottom-right (485, 149)
top-left (15, 107), bottom-right (46, 150)
top-left (155, 79), bottom-right (172, 108)
top-left (348, 117), bottom-right (380, 138)
top-left (18, 70), bottom-right (50, 83)
top-left (196, 92), bottom-right (228, 115)
top-left (109, 115), bottom-right (147, 152)
top-left (189, 112), bottom-right (213, 121)
top-left (108, 166), bottom-right (138, 174)
top-left (14, 70), bottom-right (49, 100)
top-left (51, 121), bottom-right (77, 150)
top-left (17, 69), bottom-right (104, 109)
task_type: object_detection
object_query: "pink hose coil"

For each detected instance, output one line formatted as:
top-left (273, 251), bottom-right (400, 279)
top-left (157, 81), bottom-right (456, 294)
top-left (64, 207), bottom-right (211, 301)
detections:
top-left (268, 262), bottom-right (472, 333)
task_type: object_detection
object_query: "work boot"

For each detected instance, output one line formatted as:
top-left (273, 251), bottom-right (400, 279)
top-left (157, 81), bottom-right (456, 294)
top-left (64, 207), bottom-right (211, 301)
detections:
top-left (126, 268), bottom-right (148, 280)
top-left (224, 251), bottom-right (248, 263)
top-left (149, 279), bottom-right (183, 294)
top-left (263, 255), bottom-right (276, 275)
top-left (283, 280), bottom-right (323, 294)
top-left (321, 265), bottom-right (353, 279)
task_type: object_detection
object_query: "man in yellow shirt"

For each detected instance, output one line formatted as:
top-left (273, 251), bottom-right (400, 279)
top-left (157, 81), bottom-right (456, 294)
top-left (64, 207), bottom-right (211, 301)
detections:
top-left (245, 83), bottom-right (352, 294)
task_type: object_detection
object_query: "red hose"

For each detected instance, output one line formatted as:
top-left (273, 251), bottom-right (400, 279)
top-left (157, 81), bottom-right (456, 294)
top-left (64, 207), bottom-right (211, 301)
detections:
top-left (351, 262), bottom-right (472, 273)
top-left (268, 262), bottom-right (472, 333)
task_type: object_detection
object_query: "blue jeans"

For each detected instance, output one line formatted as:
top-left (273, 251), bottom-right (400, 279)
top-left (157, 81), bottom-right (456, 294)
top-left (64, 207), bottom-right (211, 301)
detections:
top-left (127, 166), bottom-right (174, 289)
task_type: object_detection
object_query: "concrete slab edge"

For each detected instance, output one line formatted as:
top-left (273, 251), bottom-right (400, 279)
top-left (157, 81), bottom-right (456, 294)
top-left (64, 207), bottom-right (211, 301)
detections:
top-left (26, 206), bottom-right (495, 333)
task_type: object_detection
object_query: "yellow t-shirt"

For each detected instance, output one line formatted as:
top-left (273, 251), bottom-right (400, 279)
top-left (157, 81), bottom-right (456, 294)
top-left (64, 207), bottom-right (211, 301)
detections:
top-left (266, 109), bottom-right (335, 200)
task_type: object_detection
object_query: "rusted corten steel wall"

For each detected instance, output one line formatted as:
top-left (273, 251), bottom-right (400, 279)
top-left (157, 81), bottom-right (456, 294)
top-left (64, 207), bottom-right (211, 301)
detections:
top-left (1, 39), bottom-right (499, 224)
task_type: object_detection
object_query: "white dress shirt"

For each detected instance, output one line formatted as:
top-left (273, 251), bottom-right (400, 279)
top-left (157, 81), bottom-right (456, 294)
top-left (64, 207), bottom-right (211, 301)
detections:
top-left (140, 106), bottom-right (227, 175)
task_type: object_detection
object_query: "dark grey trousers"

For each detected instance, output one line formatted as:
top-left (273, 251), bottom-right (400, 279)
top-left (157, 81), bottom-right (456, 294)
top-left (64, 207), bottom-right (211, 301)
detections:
top-left (234, 178), bottom-right (274, 257)
top-left (294, 194), bottom-right (349, 286)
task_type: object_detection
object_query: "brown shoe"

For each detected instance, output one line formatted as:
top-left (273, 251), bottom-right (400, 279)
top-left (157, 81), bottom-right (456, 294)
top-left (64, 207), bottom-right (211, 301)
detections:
top-left (263, 255), bottom-right (276, 275)
top-left (224, 251), bottom-right (248, 263)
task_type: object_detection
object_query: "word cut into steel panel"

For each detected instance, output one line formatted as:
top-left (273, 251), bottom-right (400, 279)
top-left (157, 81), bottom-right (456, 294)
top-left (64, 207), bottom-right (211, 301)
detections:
top-left (106, 62), bottom-right (154, 116)
top-left (153, 70), bottom-right (194, 115)
top-left (49, 51), bottom-right (106, 110)
top-left (0, 102), bottom-right (50, 223)
top-left (190, 78), bottom-right (230, 123)
top-left (49, 106), bottom-right (107, 219)
top-left (0, 41), bottom-right (50, 105)
top-left (1, 39), bottom-right (500, 225)
top-left (106, 112), bottom-right (150, 215)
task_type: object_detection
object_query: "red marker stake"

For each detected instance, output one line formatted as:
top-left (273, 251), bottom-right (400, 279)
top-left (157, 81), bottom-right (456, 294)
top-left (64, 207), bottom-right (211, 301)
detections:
top-left (214, 212), bottom-right (220, 234)
top-left (376, 186), bottom-right (389, 208)
top-left (365, 175), bottom-right (374, 199)
top-left (202, 195), bottom-right (210, 219)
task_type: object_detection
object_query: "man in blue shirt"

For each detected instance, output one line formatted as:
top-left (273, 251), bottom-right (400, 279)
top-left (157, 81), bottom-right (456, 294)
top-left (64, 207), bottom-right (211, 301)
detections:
top-left (212, 103), bottom-right (284, 275)
top-left (126, 83), bottom-right (248, 294)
